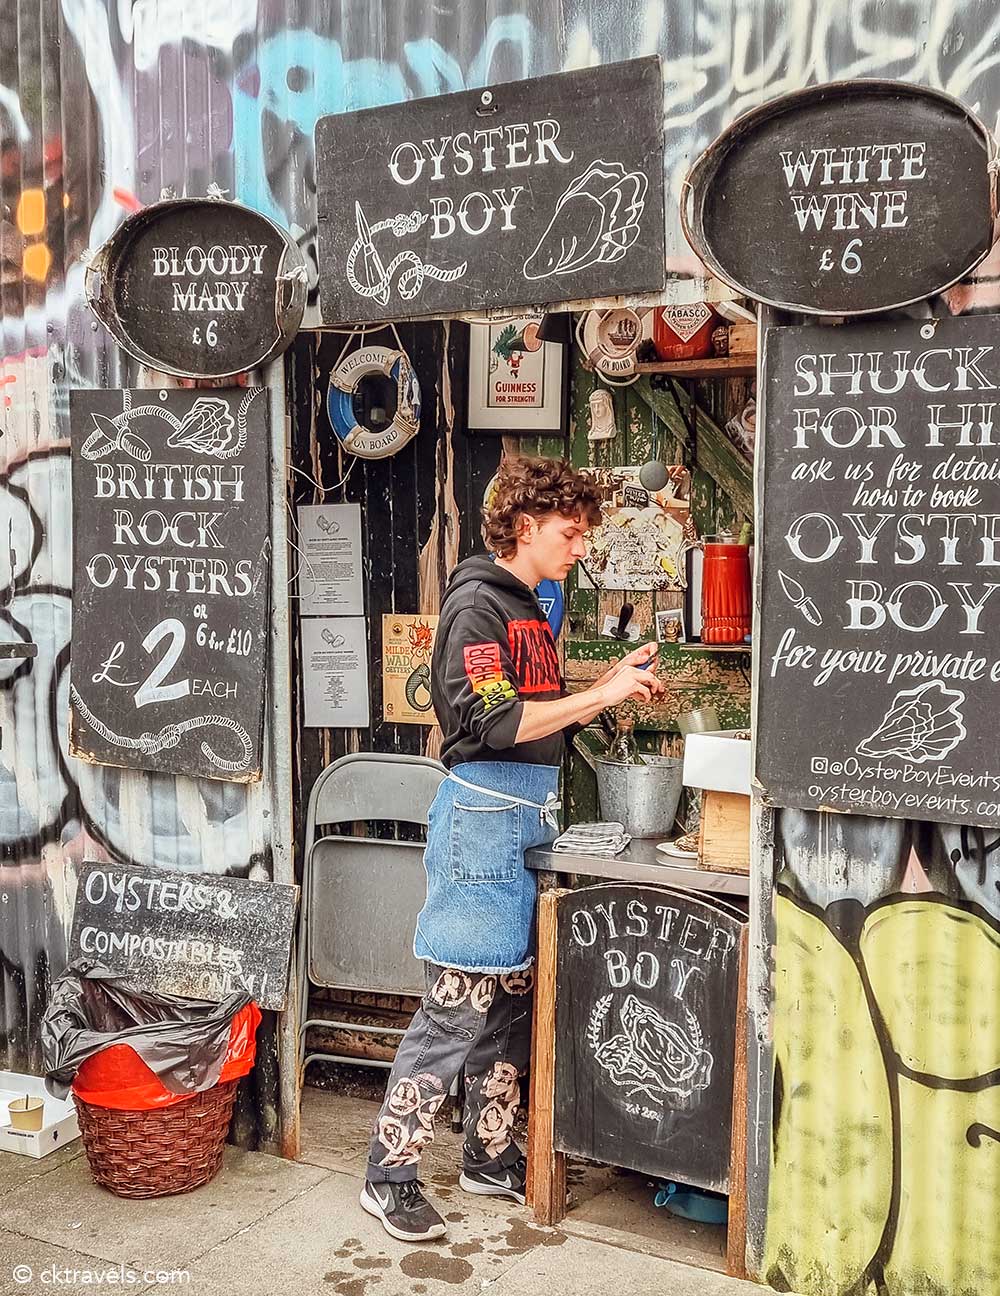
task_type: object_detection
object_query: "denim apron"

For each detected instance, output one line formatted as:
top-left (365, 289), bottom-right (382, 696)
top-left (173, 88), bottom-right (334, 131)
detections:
top-left (413, 761), bottom-right (560, 973)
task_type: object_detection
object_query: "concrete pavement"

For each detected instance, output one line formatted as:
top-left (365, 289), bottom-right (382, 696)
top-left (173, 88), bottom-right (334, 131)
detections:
top-left (0, 1089), bottom-right (761, 1296)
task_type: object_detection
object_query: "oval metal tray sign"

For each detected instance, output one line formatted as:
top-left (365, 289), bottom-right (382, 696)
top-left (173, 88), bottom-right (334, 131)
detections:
top-left (86, 198), bottom-right (307, 379)
top-left (682, 80), bottom-right (998, 316)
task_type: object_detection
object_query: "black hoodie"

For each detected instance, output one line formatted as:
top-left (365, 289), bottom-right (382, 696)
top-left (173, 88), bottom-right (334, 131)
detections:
top-left (431, 555), bottom-right (570, 769)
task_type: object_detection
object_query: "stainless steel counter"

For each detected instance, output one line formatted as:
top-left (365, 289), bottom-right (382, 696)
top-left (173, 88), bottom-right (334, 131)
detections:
top-left (526, 836), bottom-right (749, 897)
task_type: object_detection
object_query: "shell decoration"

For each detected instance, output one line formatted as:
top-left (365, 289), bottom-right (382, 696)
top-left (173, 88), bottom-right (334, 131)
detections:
top-left (166, 397), bottom-right (237, 455)
top-left (523, 160), bottom-right (647, 280)
top-left (856, 680), bottom-right (967, 764)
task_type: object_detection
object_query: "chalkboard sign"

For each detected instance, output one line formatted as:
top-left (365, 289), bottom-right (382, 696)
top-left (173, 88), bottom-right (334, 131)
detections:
top-left (316, 58), bottom-right (665, 325)
top-left (683, 80), bottom-right (997, 315)
top-left (69, 388), bottom-right (270, 782)
top-left (86, 198), bottom-right (306, 379)
top-left (69, 861), bottom-right (297, 1010)
top-left (757, 315), bottom-right (1000, 828)
top-left (554, 883), bottom-right (744, 1192)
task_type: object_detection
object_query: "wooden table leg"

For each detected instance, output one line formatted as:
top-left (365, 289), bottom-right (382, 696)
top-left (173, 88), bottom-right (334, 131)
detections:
top-left (726, 924), bottom-right (749, 1279)
top-left (527, 886), bottom-right (567, 1225)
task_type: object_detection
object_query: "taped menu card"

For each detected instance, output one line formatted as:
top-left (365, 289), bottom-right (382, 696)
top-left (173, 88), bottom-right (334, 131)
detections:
top-left (302, 617), bottom-right (370, 728)
top-left (296, 503), bottom-right (363, 616)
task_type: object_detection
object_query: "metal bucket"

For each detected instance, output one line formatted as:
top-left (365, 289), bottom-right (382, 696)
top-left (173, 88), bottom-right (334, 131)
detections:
top-left (594, 755), bottom-right (683, 839)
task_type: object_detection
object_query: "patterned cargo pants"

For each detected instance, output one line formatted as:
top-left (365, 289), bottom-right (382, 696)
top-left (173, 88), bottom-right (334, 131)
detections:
top-left (366, 961), bottom-right (534, 1184)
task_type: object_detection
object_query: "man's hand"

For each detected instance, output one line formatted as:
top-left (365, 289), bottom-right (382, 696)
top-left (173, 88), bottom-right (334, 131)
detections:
top-left (594, 640), bottom-right (658, 688)
top-left (598, 663), bottom-right (665, 707)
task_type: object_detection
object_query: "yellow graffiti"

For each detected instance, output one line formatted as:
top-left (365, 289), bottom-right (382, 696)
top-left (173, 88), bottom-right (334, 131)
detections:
top-left (763, 894), bottom-right (892, 1294)
top-left (766, 893), bottom-right (1000, 1296)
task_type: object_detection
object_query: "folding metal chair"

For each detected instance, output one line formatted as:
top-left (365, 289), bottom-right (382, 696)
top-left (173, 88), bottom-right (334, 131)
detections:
top-left (297, 752), bottom-right (447, 1079)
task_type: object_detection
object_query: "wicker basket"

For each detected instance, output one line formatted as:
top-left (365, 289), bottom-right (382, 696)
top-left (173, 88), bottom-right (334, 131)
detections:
top-left (73, 1080), bottom-right (237, 1199)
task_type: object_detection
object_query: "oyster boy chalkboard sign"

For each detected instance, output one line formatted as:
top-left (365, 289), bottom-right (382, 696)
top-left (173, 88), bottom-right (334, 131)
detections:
top-left (69, 388), bottom-right (270, 783)
top-left (554, 883), bottom-right (744, 1192)
top-left (757, 315), bottom-right (1000, 828)
top-left (316, 58), bottom-right (666, 324)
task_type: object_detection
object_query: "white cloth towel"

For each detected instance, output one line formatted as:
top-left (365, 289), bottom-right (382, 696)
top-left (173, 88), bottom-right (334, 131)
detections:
top-left (552, 822), bottom-right (632, 857)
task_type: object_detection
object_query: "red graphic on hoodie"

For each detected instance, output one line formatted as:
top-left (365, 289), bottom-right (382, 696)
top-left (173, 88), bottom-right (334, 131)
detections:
top-left (464, 641), bottom-right (504, 689)
top-left (508, 619), bottom-right (561, 694)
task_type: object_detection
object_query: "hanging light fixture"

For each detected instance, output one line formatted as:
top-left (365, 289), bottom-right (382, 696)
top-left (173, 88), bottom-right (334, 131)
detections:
top-left (535, 311), bottom-right (572, 344)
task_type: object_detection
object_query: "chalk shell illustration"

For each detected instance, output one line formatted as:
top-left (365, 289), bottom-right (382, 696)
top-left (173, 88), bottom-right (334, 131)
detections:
top-left (590, 992), bottom-right (713, 1102)
top-left (856, 681), bottom-right (967, 763)
top-left (166, 397), bottom-right (237, 454)
top-left (524, 160), bottom-right (647, 279)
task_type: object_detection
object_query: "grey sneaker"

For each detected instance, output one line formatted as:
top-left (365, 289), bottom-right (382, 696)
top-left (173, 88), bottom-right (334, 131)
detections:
top-left (360, 1179), bottom-right (447, 1242)
top-left (459, 1156), bottom-right (527, 1205)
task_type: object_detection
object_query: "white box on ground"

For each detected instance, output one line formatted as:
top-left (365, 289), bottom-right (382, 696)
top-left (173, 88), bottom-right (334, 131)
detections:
top-left (0, 1071), bottom-right (80, 1158)
top-left (682, 730), bottom-right (752, 797)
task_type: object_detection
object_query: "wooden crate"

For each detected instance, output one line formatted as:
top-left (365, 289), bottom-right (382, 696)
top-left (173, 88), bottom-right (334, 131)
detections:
top-left (727, 322), bottom-right (758, 355)
top-left (699, 790), bottom-right (750, 875)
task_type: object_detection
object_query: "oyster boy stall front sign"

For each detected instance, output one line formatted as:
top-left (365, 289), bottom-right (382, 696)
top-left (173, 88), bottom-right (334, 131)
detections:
top-left (69, 388), bottom-right (270, 782)
top-left (682, 81), bottom-right (998, 315)
top-left (757, 316), bottom-right (1000, 829)
top-left (86, 197), bottom-right (306, 379)
top-left (316, 58), bottom-right (665, 324)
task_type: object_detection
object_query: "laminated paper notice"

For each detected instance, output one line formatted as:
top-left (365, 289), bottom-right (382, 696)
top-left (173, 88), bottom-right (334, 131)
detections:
top-left (382, 614), bottom-right (438, 725)
top-left (297, 504), bottom-right (364, 616)
top-left (302, 617), bottom-right (369, 728)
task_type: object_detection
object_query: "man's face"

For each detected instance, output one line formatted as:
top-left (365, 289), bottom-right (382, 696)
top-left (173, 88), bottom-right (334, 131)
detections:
top-left (520, 511), bottom-right (590, 581)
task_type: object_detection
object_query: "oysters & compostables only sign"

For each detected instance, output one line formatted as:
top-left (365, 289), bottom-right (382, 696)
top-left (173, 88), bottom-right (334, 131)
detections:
top-left (757, 317), bottom-right (1000, 828)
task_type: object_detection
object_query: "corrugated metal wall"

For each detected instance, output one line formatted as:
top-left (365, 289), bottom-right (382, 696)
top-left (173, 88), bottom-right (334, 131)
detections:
top-left (2, 0), bottom-right (1000, 1276)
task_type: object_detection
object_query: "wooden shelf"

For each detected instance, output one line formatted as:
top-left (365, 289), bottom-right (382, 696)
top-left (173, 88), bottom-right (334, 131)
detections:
top-left (678, 641), bottom-right (751, 654)
top-left (635, 356), bottom-right (756, 378)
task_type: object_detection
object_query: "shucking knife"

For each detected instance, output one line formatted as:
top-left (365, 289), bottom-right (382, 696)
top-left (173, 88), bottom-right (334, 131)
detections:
top-left (778, 570), bottom-right (823, 625)
top-left (355, 200), bottom-right (389, 306)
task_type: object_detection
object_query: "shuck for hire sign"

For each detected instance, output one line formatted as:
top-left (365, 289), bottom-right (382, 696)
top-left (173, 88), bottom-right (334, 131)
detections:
top-left (69, 389), bottom-right (270, 783)
top-left (315, 58), bottom-right (666, 325)
top-left (756, 315), bottom-right (1000, 829)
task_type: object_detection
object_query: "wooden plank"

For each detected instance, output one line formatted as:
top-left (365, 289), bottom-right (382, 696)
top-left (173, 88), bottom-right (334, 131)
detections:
top-left (700, 791), bottom-right (751, 875)
top-left (727, 925), bottom-right (750, 1280)
top-left (635, 357), bottom-right (756, 378)
top-left (527, 887), bottom-right (567, 1225)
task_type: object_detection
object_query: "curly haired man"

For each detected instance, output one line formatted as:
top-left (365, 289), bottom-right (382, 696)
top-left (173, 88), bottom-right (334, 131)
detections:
top-left (361, 456), bottom-right (663, 1242)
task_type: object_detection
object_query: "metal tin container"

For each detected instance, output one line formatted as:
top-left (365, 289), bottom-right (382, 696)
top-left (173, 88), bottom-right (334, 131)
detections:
top-left (594, 754), bottom-right (683, 839)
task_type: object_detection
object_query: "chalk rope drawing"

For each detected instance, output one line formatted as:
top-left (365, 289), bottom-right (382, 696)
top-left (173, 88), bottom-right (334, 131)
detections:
top-left (70, 684), bottom-right (254, 774)
top-left (777, 570), bottom-right (823, 625)
top-left (81, 389), bottom-right (261, 463)
top-left (587, 990), bottom-right (714, 1102)
top-left (346, 201), bottom-right (467, 305)
top-left (524, 160), bottom-right (647, 280)
top-left (857, 680), bottom-right (967, 763)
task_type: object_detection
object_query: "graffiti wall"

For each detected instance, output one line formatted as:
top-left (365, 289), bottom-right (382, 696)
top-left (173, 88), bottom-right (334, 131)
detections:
top-left (4, 0), bottom-right (1000, 1194)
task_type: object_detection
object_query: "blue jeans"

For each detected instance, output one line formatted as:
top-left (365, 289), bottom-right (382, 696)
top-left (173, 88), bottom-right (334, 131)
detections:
top-left (366, 961), bottom-right (534, 1184)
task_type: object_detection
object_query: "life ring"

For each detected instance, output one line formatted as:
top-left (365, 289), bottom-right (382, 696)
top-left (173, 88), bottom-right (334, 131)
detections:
top-left (327, 345), bottom-right (421, 459)
top-left (580, 308), bottom-right (646, 380)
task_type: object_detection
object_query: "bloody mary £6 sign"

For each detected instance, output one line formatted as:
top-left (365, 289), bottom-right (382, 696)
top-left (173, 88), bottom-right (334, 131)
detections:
top-left (756, 316), bottom-right (1000, 828)
top-left (69, 388), bottom-right (270, 783)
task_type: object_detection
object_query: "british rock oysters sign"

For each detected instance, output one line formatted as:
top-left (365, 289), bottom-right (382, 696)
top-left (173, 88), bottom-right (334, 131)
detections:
top-left (316, 58), bottom-right (665, 324)
top-left (69, 388), bottom-right (270, 783)
top-left (757, 316), bottom-right (1000, 828)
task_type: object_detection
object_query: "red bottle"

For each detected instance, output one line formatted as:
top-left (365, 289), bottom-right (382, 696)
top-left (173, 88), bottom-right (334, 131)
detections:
top-left (701, 542), bottom-right (751, 644)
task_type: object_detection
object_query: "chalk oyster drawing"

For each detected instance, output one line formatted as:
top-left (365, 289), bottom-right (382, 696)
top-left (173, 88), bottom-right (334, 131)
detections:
top-left (587, 991), bottom-right (714, 1103)
top-left (857, 681), bottom-right (967, 763)
top-left (524, 160), bottom-right (647, 279)
top-left (81, 389), bottom-right (260, 463)
top-left (346, 200), bottom-right (467, 305)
